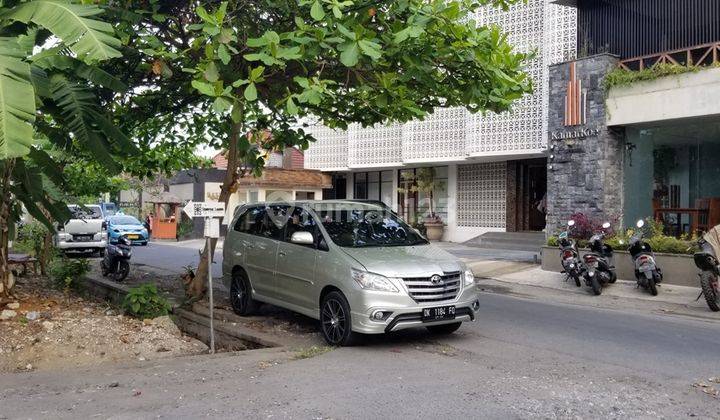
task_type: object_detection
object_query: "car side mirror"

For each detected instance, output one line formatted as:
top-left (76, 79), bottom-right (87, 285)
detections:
top-left (290, 231), bottom-right (314, 246)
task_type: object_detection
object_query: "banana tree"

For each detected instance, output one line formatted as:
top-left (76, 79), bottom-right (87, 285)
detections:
top-left (0, 0), bottom-right (131, 300)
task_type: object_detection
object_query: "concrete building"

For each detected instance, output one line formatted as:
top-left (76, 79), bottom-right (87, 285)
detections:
top-left (546, 0), bottom-right (720, 236)
top-left (304, 0), bottom-right (577, 243)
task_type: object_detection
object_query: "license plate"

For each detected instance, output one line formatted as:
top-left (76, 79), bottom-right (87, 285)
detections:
top-left (127, 234), bottom-right (140, 239)
top-left (422, 305), bottom-right (456, 322)
top-left (75, 235), bottom-right (92, 242)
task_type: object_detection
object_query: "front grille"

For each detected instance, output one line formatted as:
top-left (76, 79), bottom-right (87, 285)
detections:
top-left (402, 271), bottom-right (461, 303)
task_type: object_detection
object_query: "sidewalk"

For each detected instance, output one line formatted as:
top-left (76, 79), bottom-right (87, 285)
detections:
top-left (436, 241), bottom-right (718, 321)
top-left (466, 259), bottom-right (718, 321)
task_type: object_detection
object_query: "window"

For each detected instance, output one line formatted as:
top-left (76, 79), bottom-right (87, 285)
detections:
top-left (233, 206), bottom-right (264, 234)
top-left (354, 172), bottom-right (368, 199)
top-left (263, 205), bottom-right (289, 240)
top-left (285, 206), bottom-right (317, 244)
top-left (312, 202), bottom-right (428, 248)
top-left (397, 167), bottom-right (448, 224)
top-left (295, 191), bottom-right (315, 200)
top-left (248, 191), bottom-right (259, 203)
top-left (353, 171), bottom-right (394, 206)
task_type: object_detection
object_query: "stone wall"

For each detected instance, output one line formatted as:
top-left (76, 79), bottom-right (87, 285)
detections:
top-left (546, 54), bottom-right (624, 235)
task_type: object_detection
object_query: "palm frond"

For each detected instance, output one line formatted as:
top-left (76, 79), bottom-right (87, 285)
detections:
top-left (3, 0), bottom-right (122, 63)
top-left (0, 38), bottom-right (36, 159)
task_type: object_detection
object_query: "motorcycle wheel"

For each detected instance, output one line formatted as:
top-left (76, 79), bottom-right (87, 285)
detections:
top-left (572, 273), bottom-right (581, 287)
top-left (114, 260), bottom-right (130, 282)
top-left (608, 270), bottom-right (618, 284)
top-left (700, 272), bottom-right (720, 312)
top-left (589, 276), bottom-right (602, 295)
top-left (100, 260), bottom-right (109, 277)
top-left (647, 273), bottom-right (658, 296)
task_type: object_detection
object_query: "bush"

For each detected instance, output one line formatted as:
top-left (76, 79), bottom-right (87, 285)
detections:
top-left (122, 283), bottom-right (171, 319)
top-left (13, 221), bottom-right (49, 256)
top-left (49, 257), bottom-right (90, 291)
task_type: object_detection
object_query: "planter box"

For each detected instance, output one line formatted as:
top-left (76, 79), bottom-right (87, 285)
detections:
top-left (541, 246), bottom-right (698, 288)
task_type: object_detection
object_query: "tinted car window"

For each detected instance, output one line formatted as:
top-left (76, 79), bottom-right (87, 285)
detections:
top-left (285, 206), bottom-right (316, 242)
top-left (312, 202), bottom-right (428, 248)
top-left (234, 206), bottom-right (265, 234)
top-left (69, 205), bottom-right (102, 220)
top-left (263, 205), bottom-right (289, 240)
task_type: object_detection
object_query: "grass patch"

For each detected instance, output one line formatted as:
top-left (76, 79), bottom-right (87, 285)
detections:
top-left (293, 345), bottom-right (333, 360)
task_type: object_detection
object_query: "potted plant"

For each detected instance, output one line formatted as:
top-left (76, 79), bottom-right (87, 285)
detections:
top-left (398, 168), bottom-right (445, 241)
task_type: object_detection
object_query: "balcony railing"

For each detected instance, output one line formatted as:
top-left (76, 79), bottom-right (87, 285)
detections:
top-left (618, 42), bottom-right (720, 71)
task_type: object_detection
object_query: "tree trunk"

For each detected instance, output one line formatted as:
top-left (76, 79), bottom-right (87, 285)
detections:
top-left (0, 159), bottom-right (16, 302)
top-left (186, 122), bottom-right (243, 301)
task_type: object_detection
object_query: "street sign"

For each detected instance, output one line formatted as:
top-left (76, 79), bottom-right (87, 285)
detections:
top-left (182, 200), bottom-right (225, 355)
top-left (183, 201), bottom-right (225, 218)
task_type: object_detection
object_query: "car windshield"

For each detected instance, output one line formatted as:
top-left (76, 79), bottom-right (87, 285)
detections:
top-left (311, 202), bottom-right (429, 248)
top-left (110, 216), bottom-right (142, 225)
top-left (104, 204), bottom-right (117, 216)
top-left (69, 205), bottom-right (102, 220)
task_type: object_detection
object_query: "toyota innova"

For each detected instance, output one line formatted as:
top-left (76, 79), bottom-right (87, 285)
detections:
top-left (222, 200), bottom-right (480, 346)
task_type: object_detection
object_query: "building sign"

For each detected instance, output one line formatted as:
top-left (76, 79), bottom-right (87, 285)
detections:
top-left (551, 127), bottom-right (600, 140)
top-left (550, 61), bottom-right (600, 141)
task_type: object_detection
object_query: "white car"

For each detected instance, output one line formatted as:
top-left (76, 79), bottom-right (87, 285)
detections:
top-left (55, 205), bottom-right (107, 256)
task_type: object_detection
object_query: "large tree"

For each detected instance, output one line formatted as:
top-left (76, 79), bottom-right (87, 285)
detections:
top-left (116, 0), bottom-right (532, 299)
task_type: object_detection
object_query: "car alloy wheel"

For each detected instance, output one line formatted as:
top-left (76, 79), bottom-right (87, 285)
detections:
top-left (320, 291), bottom-right (357, 346)
top-left (230, 270), bottom-right (257, 316)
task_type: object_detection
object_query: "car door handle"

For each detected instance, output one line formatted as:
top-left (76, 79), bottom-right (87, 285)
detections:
top-left (278, 250), bottom-right (286, 257)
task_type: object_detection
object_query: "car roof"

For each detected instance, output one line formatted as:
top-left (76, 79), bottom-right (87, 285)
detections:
top-left (244, 199), bottom-right (389, 207)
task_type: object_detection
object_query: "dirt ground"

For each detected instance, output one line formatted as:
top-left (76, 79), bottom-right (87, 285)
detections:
top-left (0, 276), bottom-right (207, 373)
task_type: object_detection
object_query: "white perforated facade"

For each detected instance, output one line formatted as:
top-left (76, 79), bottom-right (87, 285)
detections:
top-left (456, 162), bottom-right (507, 229)
top-left (303, 1), bottom-right (577, 240)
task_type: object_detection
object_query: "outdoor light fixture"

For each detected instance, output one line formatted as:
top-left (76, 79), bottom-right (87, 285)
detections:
top-left (549, 154), bottom-right (555, 160)
top-left (548, 164), bottom-right (554, 170)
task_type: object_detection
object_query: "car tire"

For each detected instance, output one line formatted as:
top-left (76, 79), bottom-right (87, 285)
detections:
top-left (426, 321), bottom-right (462, 335)
top-left (320, 291), bottom-right (359, 347)
top-left (230, 269), bottom-right (258, 316)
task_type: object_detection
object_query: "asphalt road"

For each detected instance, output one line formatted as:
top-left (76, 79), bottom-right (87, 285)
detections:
top-left (130, 240), bottom-right (224, 277)
top-left (2, 291), bottom-right (719, 418)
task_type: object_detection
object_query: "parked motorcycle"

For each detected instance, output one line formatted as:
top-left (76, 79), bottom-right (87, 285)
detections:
top-left (627, 219), bottom-right (662, 296)
top-left (693, 225), bottom-right (720, 311)
top-left (582, 222), bottom-right (617, 295)
top-left (101, 236), bottom-right (132, 281)
top-left (558, 220), bottom-right (583, 287)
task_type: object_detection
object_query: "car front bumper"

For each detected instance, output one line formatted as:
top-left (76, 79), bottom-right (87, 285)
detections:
top-left (56, 239), bottom-right (107, 251)
top-left (349, 283), bottom-right (481, 334)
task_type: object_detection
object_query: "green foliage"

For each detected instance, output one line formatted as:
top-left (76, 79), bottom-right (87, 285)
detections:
top-left (49, 256), bottom-right (90, 291)
top-left (13, 220), bottom-right (49, 257)
top-left (122, 284), bottom-right (172, 320)
top-left (603, 64), bottom-right (699, 92)
top-left (546, 236), bottom-right (558, 247)
top-left (546, 217), bottom-right (698, 255)
top-left (176, 217), bottom-right (194, 239)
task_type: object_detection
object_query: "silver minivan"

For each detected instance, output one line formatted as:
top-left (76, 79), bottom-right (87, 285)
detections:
top-left (222, 200), bottom-right (480, 346)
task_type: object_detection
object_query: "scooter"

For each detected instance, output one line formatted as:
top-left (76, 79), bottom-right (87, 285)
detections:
top-left (693, 225), bottom-right (720, 312)
top-left (627, 219), bottom-right (662, 296)
top-left (101, 236), bottom-right (132, 281)
top-left (582, 222), bottom-right (617, 295)
top-left (558, 220), bottom-right (583, 287)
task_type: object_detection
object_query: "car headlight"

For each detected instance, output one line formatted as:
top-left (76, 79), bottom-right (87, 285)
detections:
top-left (463, 268), bottom-right (475, 286)
top-left (351, 269), bottom-right (399, 293)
